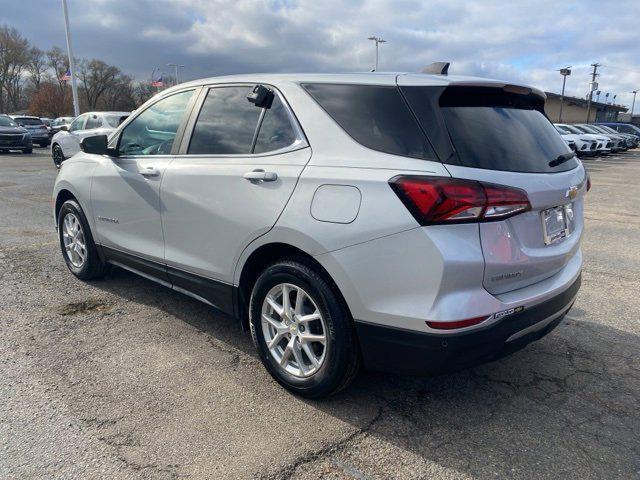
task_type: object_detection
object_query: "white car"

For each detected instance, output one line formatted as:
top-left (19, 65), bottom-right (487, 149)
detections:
top-left (556, 124), bottom-right (610, 155)
top-left (554, 125), bottom-right (597, 157)
top-left (51, 111), bottom-right (129, 168)
top-left (52, 72), bottom-right (586, 397)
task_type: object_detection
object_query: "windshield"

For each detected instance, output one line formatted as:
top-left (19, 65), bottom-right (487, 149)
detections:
top-left (0, 116), bottom-right (18, 127)
top-left (404, 86), bottom-right (576, 173)
top-left (598, 125), bottom-right (618, 134)
top-left (104, 114), bottom-right (128, 128)
top-left (577, 125), bottom-right (602, 135)
top-left (15, 117), bottom-right (44, 126)
top-left (555, 125), bottom-right (570, 134)
top-left (561, 125), bottom-right (584, 135)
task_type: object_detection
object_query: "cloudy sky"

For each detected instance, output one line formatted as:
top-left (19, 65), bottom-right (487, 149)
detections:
top-left (4, 0), bottom-right (640, 108)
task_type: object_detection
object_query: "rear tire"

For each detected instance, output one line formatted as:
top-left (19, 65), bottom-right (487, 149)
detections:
top-left (250, 259), bottom-right (360, 398)
top-left (57, 199), bottom-right (108, 280)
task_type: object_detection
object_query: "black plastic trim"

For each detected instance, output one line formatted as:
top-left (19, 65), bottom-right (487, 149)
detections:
top-left (355, 274), bottom-right (581, 376)
top-left (101, 245), bottom-right (235, 317)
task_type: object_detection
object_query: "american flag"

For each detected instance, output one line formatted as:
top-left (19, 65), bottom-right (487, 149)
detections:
top-left (60, 68), bottom-right (71, 81)
top-left (151, 75), bottom-right (163, 87)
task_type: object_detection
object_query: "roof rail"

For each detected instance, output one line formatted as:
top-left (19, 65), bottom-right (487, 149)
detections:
top-left (421, 62), bottom-right (450, 75)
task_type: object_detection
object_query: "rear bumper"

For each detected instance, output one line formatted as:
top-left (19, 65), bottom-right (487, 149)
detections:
top-left (355, 274), bottom-right (580, 376)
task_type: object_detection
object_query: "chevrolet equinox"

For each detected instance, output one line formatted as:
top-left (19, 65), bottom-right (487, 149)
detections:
top-left (53, 72), bottom-right (586, 398)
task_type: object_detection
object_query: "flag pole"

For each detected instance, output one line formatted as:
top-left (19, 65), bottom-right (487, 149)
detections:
top-left (62, 0), bottom-right (80, 117)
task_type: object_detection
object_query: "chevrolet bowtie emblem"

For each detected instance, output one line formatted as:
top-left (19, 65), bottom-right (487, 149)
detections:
top-left (566, 186), bottom-right (578, 200)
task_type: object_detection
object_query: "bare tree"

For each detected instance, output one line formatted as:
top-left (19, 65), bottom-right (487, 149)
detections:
top-left (0, 25), bottom-right (31, 112)
top-left (46, 46), bottom-right (70, 96)
top-left (76, 58), bottom-right (120, 110)
top-left (27, 46), bottom-right (47, 89)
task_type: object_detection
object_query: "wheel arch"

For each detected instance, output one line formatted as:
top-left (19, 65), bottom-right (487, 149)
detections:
top-left (235, 241), bottom-right (353, 331)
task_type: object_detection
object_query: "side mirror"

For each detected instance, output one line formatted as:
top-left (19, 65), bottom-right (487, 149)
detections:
top-left (80, 134), bottom-right (109, 155)
top-left (60, 125), bottom-right (69, 131)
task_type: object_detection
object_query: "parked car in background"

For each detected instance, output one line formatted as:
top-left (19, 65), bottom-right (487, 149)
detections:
top-left (51, 111), bottom-right (129, 167)
top-left (575, 124), bottom-right (626, 152)
top-left (597, 122), bottom-right (640, 139)
top-left (554, 124), bottom-right (597, 156)
top-left (556, 124), bottom-right (610, 155)
top-left (592, 124), bottom-right (638, 149)
top-left (0, 114), bottom-right (32, 153)
top-left (11, 115), bottom-right (50, 147)
top-left (50, 116), bottom-right (74, 136)
top-left (53, 73), bottom-right (586, 397)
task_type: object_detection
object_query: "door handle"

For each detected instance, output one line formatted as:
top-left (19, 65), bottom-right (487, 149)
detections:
top-left (243, 169), bottom-right (278, 183)
top-left (139, 166), bottom-right (160, 177)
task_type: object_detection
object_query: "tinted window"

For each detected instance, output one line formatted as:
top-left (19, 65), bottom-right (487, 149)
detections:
top-left (85, 115), bottom-right (102, 129)
top-left (119, 90), bottom-right (193, 155)
top-left (0, 116), bottom-right (17, 127)
top-left (302, 83), bottom-right (436, 160)
top-left (404, 86), bottom-right (577, 173)
top-left (15, 117), bottom-right (43, 126)
top-left (188, 86), bottom-right (261, 155)
top-left (254, 95), bottom-right (297, 153)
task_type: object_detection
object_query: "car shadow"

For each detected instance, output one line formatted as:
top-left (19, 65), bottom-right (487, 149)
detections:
top-left (91, 266), bottom-right (640, 479)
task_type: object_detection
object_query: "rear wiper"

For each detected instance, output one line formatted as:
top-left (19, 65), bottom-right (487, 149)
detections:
top-left (548, 152), bottom-right (576, 167)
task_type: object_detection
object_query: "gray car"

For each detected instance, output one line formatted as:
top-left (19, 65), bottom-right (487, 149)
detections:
top-left (0, 114), bottom-right (32, 153)
top-left (52, 72), bottom-right (586, 397)
top-left (11, 115), bottom-right (50, 147)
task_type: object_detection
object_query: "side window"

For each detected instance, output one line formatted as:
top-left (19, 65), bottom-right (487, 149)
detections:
top-left (253, 95), bottom-right (297, 154)
top-left (85, 115), bottom-right (101, 130)
top-left (118, 90), bottom-right (194, 156)
top-left (188, 86), bottom-right (261, 155)
top-left (68, 115), bottom-right (86, 132)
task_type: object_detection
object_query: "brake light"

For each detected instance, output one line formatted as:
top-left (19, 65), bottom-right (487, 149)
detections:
top-left (389, 176), bottom-right (530, 225)
top-left (586, 173), bottom-right (591, 192)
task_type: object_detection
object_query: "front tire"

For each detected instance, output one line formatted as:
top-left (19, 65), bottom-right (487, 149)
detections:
top-left (250, 259), bottom-right (360, 398)
top-left (57, 199), bottom-right (108, 280)
top-left (52, 144), bottom-right (64, 168)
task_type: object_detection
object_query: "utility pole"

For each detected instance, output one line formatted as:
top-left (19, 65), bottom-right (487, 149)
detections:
top-left (558, 67), bottom-right (571, 123)
top-left (631, 90), bottom-right (638, 119)
top-left (585, 63), bottom-right (600, 124)
top-left (62, 0), bottom-right (80, 117)
top-left (367, 36), bottom-right (386, 71)
top-left (167, 63), bottom-right (185, 86)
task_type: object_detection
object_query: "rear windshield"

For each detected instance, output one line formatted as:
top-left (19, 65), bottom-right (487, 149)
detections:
top-left (404, 86), bottom-right (577, 173)
top-left (301, 83), bottom-right (436, 160)
top-left (15, 117), bottom-right (44, 126)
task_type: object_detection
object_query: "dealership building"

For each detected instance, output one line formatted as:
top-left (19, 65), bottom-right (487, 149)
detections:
top-left (544, 92), bottom-right (628, 124)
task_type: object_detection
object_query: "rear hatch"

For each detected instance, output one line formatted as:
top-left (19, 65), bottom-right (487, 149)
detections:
top-left (399, 79), bottom-right (586, 294)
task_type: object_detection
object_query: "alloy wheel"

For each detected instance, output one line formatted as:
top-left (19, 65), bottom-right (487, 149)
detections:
top-left (62, 212), bottom-right (87, 268)
top-left (261, 283), bottom-right (328, 378)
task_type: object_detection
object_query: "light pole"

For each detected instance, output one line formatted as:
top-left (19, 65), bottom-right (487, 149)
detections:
top-left (631, 90), bottom-right (638, 118)
top-left (167, 63), bottom-right (185, 86)
top-left (558, 66), bottom-right (571, 123)
top-left (61, 0), bottom-right (80, 116)
top-left (367, 36), bottom-right (386, 71)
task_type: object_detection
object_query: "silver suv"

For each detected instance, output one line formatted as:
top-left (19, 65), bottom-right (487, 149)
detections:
top-left (53, 73), bottom-right (586, 397)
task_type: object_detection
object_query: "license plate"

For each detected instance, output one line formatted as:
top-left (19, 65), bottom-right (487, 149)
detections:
top-left (541, 204), bottom-right (573, 245)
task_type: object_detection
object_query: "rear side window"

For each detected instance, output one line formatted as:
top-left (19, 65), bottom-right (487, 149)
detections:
top-left (85, 115), bottom-right (102, 129)
top-left (403, 86), bottom-right (578, 173)
top-left (188, 86), bottom-right (261, 155)
top-left (302, 83), bottom-right (436, 160)
top-left (253, 95), bottom-right (297, 154)
top-left (15, 117), bottom-right (43, 126)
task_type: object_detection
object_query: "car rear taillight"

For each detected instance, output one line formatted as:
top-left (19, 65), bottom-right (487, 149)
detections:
top-left (586, 173), bottom-right (591, 192)
top-left (389, 176), bottom-right (531, 225)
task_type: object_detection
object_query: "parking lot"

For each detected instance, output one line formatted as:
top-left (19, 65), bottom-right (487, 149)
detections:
top-left (1, 148), bottom-right (639, 479)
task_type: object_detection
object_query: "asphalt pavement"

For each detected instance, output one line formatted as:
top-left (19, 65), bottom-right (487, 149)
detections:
top-left (1, 148), bottom-right (639, 479)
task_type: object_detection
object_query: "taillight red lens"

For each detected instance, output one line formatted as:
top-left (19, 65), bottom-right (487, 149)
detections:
top-left (390, 176), bottom-right (530, 225)
top-left (426, 316), bottom-right (489, 330)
